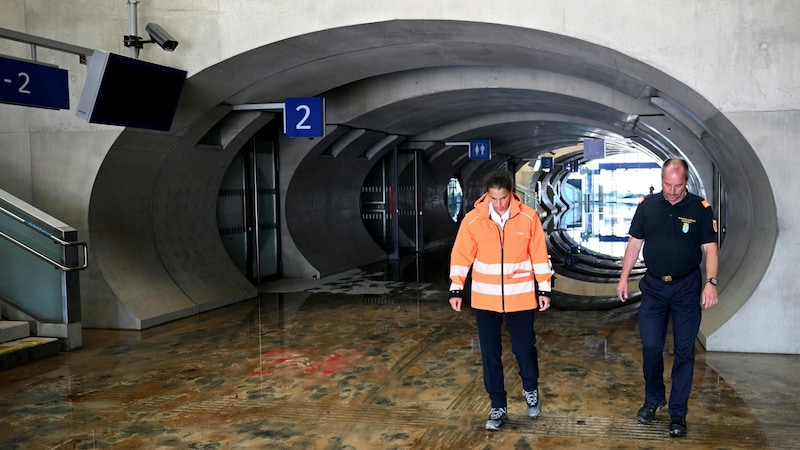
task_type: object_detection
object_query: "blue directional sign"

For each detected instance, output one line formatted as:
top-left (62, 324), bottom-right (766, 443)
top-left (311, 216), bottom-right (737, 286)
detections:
top-left (0, 55), bottom-right (69, 110)
top-left (469, 139), bottom-right (491, 161)
top-left (284, 97), bottom-right (325, 138)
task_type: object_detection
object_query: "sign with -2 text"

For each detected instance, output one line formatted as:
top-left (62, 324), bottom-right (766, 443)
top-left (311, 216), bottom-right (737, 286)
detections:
top-left (284, 97), bottom-right (325, 138)
top-left (0, 55), bottom-right (69, 110)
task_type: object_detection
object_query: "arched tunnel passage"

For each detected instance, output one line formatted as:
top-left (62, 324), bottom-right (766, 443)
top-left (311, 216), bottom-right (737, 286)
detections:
top-left (356, 144), bottom-right (674, 311)
top-left (88, 20), bottom-right (776, 345)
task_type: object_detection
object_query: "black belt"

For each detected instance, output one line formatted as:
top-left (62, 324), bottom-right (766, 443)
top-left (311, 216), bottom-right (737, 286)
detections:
top-left (647, 269), bottom-right (697, 282)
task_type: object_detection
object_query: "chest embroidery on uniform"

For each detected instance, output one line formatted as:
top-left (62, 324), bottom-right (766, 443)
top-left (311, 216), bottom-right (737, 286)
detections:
top-left (678, 216), bottom-right (696, 233)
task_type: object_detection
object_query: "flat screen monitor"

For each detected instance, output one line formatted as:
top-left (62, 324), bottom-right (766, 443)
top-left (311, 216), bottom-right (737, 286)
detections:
top-left (76, 50), bottom-right (187, 131)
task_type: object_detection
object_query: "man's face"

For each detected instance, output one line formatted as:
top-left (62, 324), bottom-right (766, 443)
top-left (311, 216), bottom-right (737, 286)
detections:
top-left (661, 168), bottom-right (688, 205)
top-left (488, 187), bottom-right (512, 215)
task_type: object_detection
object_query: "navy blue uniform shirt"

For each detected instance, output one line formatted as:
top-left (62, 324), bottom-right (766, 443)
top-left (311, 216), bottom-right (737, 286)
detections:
top-left (628, 191), bottom-right (716, 277)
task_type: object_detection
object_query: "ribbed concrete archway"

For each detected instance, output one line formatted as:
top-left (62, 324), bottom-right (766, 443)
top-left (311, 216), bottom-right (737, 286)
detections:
top-left (88, 20), bottom-right (776, 348)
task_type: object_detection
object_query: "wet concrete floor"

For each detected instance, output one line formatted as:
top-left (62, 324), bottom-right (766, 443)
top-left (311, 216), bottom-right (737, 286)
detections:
top-left (1, 254), bottom-right (798, 449)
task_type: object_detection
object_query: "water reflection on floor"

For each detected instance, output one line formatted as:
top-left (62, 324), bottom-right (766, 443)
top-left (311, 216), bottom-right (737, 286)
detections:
top-left (1, 253), bottom-right (798, 449)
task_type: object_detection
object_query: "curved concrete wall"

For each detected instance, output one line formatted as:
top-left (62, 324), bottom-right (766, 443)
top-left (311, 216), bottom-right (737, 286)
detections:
top-left (284, 126), bottom-right (390, 276)
top-left (0, 2), bottom-right (796, 353)
top-left (92, 21), bottom-right (779, 343)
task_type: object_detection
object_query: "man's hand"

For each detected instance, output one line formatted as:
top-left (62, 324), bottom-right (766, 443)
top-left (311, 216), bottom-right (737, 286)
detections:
top-left (702, 283), bottom-right (719, 309)
top-left (617, 237), bottom-right (642, 302)
top-left (449, 297), bottom-right (462, 312)
top-left (616, 279), bottom-right (629, 302)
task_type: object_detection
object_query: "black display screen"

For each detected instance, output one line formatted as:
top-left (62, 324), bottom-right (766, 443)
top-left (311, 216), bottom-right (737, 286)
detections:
top-left (77, 51), bottom-right (187, 131)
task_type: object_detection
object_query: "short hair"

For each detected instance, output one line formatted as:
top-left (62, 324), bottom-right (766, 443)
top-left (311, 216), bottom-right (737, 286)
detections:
top-left (661, 158), bottom-right (689, 182)
top-left (483, 170), bottom-right (514, 192)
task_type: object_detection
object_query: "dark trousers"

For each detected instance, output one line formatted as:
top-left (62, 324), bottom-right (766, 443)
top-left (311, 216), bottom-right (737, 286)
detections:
top-left (474, 308), bottom-right (539, 408)
top-left (638, 270), bottom-right (702, 417)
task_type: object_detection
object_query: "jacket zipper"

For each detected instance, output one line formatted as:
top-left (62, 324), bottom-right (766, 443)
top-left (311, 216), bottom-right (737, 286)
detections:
top-left (499, 220), bottom-right (505, 312)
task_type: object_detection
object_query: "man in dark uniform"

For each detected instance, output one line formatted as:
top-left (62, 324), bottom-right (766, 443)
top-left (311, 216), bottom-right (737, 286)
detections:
top-left (616, 158), bottom-right (719, 438)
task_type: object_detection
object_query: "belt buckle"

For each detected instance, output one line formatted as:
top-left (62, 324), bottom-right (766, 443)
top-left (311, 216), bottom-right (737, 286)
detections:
top-left (660, 275), bottom-right (673, 282)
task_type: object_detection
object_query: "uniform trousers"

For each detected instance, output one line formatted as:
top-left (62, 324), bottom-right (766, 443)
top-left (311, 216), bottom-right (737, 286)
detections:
top-left (474, 308), bottom-right (539, 408)
top-left (638, 269), bottom-right (702, 417)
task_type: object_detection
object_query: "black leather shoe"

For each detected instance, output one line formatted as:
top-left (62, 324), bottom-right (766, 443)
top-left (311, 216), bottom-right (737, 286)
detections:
top-left (669, 415), bottom-right (687, 437)
top-left (636, 399), bottom-right (666, 424)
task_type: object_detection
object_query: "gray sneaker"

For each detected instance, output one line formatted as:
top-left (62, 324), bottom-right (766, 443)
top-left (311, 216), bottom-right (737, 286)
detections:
top-left (485, 407), bottom-right (508, 430)
top-left (523, 388), bottom-right (541, 417)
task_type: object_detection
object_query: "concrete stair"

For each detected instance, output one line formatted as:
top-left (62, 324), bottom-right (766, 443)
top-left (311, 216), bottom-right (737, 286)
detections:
top-left (0, 320), bottom-right (59, 371)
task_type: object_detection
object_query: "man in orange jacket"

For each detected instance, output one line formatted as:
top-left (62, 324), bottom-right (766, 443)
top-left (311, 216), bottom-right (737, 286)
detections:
top-left (448, 169), bottom-right (553, 431)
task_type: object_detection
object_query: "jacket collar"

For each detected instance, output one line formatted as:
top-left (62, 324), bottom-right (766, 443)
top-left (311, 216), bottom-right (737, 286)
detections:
top-left (473, 191), bottom-right (523, 219)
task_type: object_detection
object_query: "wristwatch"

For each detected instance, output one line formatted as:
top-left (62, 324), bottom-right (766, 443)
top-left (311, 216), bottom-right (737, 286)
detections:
top-left (705, 278), bottom-right (718, 286)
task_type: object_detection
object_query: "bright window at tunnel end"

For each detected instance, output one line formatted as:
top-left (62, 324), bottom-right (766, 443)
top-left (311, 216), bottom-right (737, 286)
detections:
top-left (569, 152), bottom-right (660, 257)
top-left (447, 178), bottom-right (463, 222)
top-left (534, 152), bottom-right (662, 259)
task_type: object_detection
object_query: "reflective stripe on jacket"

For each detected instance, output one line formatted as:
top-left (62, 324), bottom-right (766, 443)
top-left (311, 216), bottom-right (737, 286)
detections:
top-left (449, 192), bottom-right (552, 312)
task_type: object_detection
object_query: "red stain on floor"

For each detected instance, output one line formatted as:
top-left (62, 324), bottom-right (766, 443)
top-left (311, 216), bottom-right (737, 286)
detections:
top-left (251, 348), bottom-right (365, 376)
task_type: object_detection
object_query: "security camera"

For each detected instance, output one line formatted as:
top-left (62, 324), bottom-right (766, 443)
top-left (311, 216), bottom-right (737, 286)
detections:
top-left (145, 23), bottom-right (178, 51)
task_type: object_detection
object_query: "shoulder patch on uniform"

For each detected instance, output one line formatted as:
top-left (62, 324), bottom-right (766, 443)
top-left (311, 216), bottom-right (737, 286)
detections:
top-left (701, 200), bottom-right (711, 208)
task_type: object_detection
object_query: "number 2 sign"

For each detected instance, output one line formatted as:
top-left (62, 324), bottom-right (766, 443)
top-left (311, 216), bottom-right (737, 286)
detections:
top-left (0, 55), bottom-right (69, 110)
top-left (284, 97), bottom-right (325, 138)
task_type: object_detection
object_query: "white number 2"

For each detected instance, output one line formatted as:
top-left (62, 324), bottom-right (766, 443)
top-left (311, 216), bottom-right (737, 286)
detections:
top-left (294, 104), bottom-right (311, 130)
top-left (17, 72), bottom-right (31, 94)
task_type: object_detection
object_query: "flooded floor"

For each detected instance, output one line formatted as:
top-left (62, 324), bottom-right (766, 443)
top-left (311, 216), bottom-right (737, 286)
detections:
top-left (1, 254), bottom-right (798, 449)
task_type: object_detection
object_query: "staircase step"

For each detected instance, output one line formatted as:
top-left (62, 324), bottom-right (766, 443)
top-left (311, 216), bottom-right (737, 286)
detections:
top-left (0, 337), bottom-right (60, 371)
top-left (0, 320), bottom-right (30, 344)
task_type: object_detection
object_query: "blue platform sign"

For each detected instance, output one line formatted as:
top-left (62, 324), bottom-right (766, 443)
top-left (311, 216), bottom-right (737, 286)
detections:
top-left (284, 97), bottom-right (325, 138)
top-left (469, 139), bottom-right (491, 161)
top-left (0, 55), bottom-right (69, 110)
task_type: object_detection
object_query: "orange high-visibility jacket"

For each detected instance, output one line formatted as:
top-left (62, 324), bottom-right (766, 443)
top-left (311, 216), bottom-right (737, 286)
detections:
top-left (449, 192), bottom-right (553, 312)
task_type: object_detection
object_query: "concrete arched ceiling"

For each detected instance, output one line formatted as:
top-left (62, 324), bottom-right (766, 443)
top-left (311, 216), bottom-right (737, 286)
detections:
top-left (90, 20), bottom-right (776, 342)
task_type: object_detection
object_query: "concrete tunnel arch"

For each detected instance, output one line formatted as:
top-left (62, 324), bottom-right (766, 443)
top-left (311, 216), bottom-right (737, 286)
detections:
top-left (87, 20), bottom-right (776, 346)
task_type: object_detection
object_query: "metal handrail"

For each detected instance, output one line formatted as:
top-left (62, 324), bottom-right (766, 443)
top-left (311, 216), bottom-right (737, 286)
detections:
top-left (0, 27), bottom-right (94, 58)
top-left (0, 205), bottom-right (89, 272)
